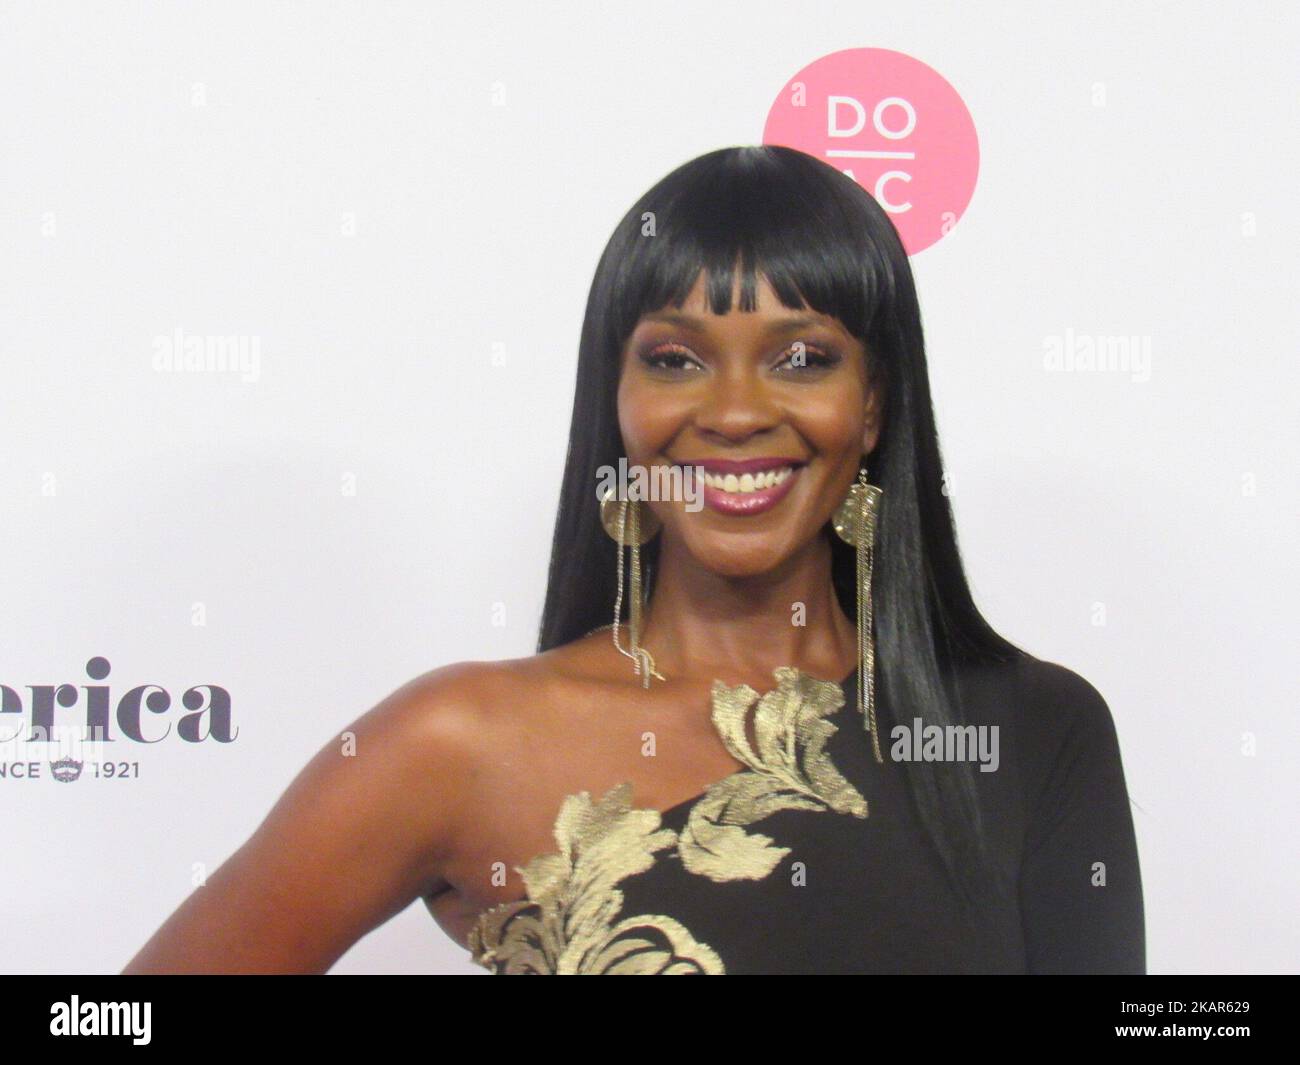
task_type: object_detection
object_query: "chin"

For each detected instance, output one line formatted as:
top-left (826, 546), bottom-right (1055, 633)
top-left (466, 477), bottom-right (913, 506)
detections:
top-left (677, 528), bottom-right (800, 579)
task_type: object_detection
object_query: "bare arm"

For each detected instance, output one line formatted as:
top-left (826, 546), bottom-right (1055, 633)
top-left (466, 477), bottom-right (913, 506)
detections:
top-left (121, 663), bottom-right (484, 974)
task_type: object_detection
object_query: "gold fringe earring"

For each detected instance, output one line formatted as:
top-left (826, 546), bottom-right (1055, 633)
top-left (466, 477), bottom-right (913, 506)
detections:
top-left (832, 463), bottom-right (884, 764)
top-left (599, 485), bottom-right (665, 688)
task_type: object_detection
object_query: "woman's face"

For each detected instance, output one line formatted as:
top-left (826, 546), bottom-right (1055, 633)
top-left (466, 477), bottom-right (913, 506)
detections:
top-left (617, 270), bottom-right (883, 579)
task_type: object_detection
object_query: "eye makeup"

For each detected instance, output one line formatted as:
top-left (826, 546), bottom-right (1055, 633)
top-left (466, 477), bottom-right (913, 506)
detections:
top-left (637, 341), bottom-right (843, 375)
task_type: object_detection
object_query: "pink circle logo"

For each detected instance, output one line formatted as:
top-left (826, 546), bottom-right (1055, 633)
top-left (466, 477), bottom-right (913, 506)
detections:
top-left (763, 47), bottom-right (979, 255)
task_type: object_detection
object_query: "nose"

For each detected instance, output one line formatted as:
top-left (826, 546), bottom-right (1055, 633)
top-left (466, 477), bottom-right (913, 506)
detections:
top-left (691, 370), bottom-right (782, 443)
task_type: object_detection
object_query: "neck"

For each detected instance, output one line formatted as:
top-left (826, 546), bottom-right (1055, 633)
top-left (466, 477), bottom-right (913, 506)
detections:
top-left (637, 529), bottom-right (859, 686)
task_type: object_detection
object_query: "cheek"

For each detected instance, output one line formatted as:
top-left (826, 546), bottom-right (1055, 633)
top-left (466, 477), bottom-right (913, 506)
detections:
top-left (794, 392), bottom-right (866, 452)
top-left (617, 380), bottom-right (687, 459)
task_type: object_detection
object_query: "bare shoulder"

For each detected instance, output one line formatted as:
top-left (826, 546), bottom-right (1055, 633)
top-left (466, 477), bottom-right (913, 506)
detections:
top-left (375, 648), bottom-right (598, 735)
top-left (366, 658), bottom-right (519, 753)
top-left (354, 657), bottom-right (552, 828)
top-left (383, 636), bottom-right (635, 818)
top-left (120, 655), bottom-right (562, 974)
top-left (401, 632), bottom-right (622, 712)
top-left (364, 646), bottom-right (606, 808)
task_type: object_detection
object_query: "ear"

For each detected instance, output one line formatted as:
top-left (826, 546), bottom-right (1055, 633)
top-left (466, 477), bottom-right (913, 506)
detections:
top-left (861, 374), bottom-right (885, 456)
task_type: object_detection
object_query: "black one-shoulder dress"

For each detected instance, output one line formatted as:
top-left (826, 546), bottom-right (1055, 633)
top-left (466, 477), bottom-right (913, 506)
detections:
top-left (463, 658), bottom-right (1145, 974)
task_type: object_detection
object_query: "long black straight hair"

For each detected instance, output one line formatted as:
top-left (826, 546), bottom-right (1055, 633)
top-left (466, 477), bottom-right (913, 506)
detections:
top-left (537, 145), bottom-right (1027, 911)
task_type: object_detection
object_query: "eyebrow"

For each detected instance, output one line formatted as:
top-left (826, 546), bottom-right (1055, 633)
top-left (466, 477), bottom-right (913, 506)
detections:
top-left (637, 311), bottom-right (841, 334)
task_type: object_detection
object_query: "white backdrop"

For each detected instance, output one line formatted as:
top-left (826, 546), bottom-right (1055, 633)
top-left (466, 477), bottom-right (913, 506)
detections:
top-left (1, 1), bottom-right (1296, 975)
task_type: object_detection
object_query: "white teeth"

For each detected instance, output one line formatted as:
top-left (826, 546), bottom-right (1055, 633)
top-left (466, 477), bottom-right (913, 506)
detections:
top-left (701, 466), bottom-right (795, 494)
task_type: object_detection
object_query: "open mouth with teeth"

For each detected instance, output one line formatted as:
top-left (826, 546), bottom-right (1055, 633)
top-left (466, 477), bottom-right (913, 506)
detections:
top-left (699, 466), bottom-right (797, 494)
top-left (672, 460), bottom-right (807, 516)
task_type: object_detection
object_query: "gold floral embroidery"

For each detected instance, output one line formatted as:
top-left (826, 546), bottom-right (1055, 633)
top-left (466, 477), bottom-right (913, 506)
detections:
top-left (676, 666), bottom-right (869, 881)
top-left (467, 782), bottom-right (725, 974)
top-left (465, 666), bottom-right (867, 973)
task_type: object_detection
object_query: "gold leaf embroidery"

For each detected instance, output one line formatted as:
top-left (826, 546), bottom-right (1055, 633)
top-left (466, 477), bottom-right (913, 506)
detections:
top-left (465, 667), bottom-right (869, 972)
top-left (468, 782), bottom-right (725, 974)
top-left (677, 666), bottom-right (869, 881)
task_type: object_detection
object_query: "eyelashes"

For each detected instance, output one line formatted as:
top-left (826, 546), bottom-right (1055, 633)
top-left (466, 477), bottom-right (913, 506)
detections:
top-left (639, 342), bottom-right (842, 375)
top-left (640, 344), bottom-right (700, 373)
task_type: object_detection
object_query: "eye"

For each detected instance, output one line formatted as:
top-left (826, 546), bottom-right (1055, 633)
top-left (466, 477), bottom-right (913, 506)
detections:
top-left (640, 343), bottom-right (703, 374)
top-left (774, 342), bottom-right (841, 373)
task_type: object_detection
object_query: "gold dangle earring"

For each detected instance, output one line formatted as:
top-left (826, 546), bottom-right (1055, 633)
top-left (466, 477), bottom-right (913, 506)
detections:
top-left (599, 484), bottom-right (666, 688)
top-left (832, 463), bottom-right (884, 764)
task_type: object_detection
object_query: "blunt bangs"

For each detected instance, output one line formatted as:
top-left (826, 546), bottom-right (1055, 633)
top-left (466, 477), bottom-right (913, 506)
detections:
top-left (602, 145), bottom-right (903, 366)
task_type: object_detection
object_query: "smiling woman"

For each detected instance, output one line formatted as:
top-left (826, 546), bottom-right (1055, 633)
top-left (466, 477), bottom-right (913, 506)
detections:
top-left (122, 145), bottom-right (1144, 976)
